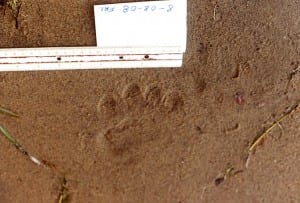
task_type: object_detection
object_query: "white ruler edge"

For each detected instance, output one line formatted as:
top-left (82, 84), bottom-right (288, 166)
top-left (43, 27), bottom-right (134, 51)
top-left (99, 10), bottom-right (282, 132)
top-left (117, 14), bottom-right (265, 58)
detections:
top-left (0, 46), bottom-right (183, 57)
top-left (0, 60), bottom-right (182, 71)
top-left (0, 46), bottom-right (183, 71)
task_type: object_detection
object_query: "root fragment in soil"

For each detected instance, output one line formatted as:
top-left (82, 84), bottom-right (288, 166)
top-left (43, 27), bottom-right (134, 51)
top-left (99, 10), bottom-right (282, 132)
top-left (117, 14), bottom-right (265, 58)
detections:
top-left (246, 101), bottom-right (300, 168)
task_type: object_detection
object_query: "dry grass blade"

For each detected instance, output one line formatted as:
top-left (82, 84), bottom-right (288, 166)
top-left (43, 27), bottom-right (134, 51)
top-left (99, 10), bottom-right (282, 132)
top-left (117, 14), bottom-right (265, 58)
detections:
top-left (0, 125), bottom-right (41, 165)
top-left (249, 102), bottom-right (299, 153)
top-left (1, 0), bottom-right (23, 28)
top-left (1, 0), bottom-right (22, 13)
top-left (0, 106), bottom-right (19, 117)
top-left (6, 0), bottom-right (22, 10)
top-left (0, 125), bottom-right (18, 144)
top-left (0, 105), bottom-right (42, 166)
top-left (58, 176), bottom-right (70, 203)
top-left (246, 101), bottom-right (300, 167)
top-left (248, 120), bottom-right (281, 153)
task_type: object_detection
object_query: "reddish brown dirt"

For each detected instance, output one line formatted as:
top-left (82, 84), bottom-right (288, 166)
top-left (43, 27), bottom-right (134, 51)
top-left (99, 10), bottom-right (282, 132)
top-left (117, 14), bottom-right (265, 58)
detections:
top-left (0, 0), bottom-right (300, 202)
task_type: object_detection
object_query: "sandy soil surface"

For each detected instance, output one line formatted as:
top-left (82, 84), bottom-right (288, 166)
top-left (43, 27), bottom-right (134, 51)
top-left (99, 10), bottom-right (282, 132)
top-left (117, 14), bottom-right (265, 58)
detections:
top-left (0, 0), bottom-right (300, 202)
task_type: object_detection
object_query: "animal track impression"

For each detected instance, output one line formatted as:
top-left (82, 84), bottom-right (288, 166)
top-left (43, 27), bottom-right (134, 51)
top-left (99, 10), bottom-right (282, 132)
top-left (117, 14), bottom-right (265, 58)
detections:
top-left (96, 83), bottom-right (184, 154)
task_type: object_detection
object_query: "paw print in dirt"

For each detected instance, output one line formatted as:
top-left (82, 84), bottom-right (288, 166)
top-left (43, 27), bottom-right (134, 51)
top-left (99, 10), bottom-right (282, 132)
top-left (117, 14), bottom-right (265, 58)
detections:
top-left (96, 83), bottom-right (185, 155)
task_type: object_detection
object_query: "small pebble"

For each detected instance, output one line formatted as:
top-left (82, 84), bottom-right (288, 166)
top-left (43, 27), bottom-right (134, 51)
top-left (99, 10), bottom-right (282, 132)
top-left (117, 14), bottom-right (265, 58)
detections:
top-left (234, 92), bottom-right (245, 105)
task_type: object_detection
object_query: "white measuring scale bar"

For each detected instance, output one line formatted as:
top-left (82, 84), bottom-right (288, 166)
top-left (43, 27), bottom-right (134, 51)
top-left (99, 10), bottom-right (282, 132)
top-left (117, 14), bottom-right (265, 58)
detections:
top-left (0, 0), bottom-right (187, 71)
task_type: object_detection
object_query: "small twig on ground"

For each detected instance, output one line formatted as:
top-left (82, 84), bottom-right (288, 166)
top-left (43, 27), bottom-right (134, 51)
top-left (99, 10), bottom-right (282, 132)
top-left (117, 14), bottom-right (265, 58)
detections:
top-left (246, 101), bottom-right (300, 168)
top-left (213, 5), bottom-right (218, 21)
top-left (214, 164), bottom-right (243, 186)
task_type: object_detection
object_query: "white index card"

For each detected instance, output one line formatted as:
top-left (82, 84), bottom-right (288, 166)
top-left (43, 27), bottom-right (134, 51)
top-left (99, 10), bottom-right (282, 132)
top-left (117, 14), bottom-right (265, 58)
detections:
top-left (94, 0), bottom-right (187, 53)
